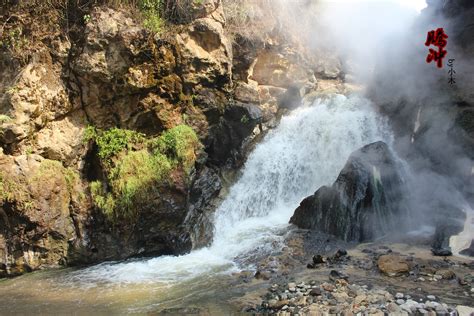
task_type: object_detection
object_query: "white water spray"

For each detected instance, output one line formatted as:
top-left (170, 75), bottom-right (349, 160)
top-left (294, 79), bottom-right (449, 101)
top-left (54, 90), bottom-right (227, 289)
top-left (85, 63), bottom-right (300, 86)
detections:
top-left (65, 94), bottom-right (393, 285)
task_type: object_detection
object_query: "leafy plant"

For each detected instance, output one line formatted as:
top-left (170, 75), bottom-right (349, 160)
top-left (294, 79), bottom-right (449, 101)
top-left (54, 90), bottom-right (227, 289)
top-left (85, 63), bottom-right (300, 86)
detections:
top-left (82, 125), bottom-right (97, 143)
top-left (137, 0), bottom-right (165, 33)
top-left (83, 14), bottom-right (91, 24)
top-left (142, 10), bottom-right (164, 33)
top-left (94, 128), bottom-right (145, 162)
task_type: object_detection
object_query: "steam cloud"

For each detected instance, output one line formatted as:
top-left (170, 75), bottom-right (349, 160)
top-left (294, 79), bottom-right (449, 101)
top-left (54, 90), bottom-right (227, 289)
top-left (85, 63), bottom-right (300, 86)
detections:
top-left (269, 0), bottom-right (474, 247)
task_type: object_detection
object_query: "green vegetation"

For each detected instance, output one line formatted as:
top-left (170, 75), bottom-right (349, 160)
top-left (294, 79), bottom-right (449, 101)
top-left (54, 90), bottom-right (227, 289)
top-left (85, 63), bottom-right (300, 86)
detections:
top-left (138, 0), bottom-right (165, 33)
top-left (87, 125), bottom-right (200, 220)
top-left (155, 124), bottom-right (200, 172)
top-left (0, 115), bottom-right (12, 124)
top-left (31, 160), bottom-right (81, 196)
top-left (0, 159), bottom-right (81, 209)
top-left (84, 126), bottom-right (145, 162)
top-left (83, 125), bottom-right (98, 143)
top-left (0, 27), bottom-right (28, 51)
top-left (0, 172), bottom-right (21, 203)
top-left (240, 114), bottom-right (249, 124)
top-left (83, 14), bottom-right (91, 24)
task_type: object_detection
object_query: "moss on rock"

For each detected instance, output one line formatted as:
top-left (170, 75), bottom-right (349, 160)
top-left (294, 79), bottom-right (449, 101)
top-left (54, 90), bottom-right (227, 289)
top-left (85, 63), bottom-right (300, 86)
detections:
top-left (88, 125), bottom-right (200, 221)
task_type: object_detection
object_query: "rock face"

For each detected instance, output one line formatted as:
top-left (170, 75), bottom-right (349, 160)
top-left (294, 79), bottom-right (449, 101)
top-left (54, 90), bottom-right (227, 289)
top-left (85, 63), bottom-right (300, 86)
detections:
top-left (0, 154), bottom-right (87, 276)
top-left (290, 142), bottom-right (408, 242)
top-left (0, 1), bottom-right (326, 276)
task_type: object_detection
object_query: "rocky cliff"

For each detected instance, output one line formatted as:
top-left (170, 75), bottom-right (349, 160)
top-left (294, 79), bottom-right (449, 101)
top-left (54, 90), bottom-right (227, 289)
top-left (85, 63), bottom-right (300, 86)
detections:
top-left (0, 0), bottom-right (338, 276)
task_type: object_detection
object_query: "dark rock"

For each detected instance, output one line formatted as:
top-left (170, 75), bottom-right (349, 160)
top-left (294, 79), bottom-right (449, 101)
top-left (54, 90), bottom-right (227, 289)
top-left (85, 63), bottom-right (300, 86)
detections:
top-left (313, 255), bottom-right (325, 264)
top-left (431, 206), bottom-right (465, 257)
top-left (329, 270), bottom-right (349, 281)
top-left (309, 288), bottom-right (322, 296)
top-left (184, 167), bottom-right (222, 248)
top-left (459, 239), bottom-right (474, 257)
top-left (431, 248), bottom-right (453, 257)
top-left (290, 141), bottom-right (408, 242)
top-left (334, 249), bottom-right (348, 258)
top-left (206, 101), bottom-right (262, 166)
top-left (254, 270), bottom-right (271, 280)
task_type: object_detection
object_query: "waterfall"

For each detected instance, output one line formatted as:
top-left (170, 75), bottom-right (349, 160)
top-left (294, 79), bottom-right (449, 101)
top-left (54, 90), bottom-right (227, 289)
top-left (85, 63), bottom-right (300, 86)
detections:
top-left (65, 94), bottom-right (393, 285)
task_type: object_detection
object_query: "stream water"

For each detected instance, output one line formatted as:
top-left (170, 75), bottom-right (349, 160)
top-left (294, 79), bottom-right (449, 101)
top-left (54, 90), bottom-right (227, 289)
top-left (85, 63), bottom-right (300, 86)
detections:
top-left (0, 94), bottom-right (394, 314)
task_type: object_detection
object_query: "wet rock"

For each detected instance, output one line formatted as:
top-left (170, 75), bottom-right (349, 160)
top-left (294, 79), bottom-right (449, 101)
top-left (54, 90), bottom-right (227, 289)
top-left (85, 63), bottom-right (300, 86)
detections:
top-left (290, 142), bottom-right (408, 242)
top-left (254, 270), bottom-right (271, 280)
top-left (329, 270), bottom-right (349, 281)
top-left (309, 288), bottom-right (322, 297)
top-left (431, 248), bottom-right (453, 257)
top-left (377, 254), bottom-right (409, 276)
top-left (334, 249), bottom-right (348, 258)
top-left (206, 102), bottom-right (262, 166)
top-left (431, 207), bottom-right (466, 257)
top-left (459, 239), bottom-right (474, 257)
top-left (313, 254), bottom-right (325, 264)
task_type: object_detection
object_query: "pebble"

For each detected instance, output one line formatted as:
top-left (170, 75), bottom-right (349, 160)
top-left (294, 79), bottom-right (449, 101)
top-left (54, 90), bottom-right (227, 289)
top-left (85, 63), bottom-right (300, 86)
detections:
top-left (257, 279), bottom-right (459, 315)
top-left (387, 302), bottom-right (402, 313)
top-left (309, 288), bottom-right (322, 297)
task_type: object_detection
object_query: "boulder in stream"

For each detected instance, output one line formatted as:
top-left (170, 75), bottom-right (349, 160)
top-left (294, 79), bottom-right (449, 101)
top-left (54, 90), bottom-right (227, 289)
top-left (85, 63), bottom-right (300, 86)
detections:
top-left (290, 141), bottom-right (408, 242)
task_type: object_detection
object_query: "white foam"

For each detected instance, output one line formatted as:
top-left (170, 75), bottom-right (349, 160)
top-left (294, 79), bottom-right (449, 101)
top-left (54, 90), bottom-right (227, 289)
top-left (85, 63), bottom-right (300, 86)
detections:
top-left (65, 94), bottom-right (392, 286)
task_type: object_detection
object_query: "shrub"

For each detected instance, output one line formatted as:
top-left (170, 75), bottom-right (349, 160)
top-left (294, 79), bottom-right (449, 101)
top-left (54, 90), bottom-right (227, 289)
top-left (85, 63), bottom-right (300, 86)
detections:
top-left (154, 124), bottom-right (200, 172)
top-left (82, 125), bottom-right (97, 143)
top-left (90, 180), bottom-right (116, 217)
top-left (0, 172), bottom-right (21, 203)
top-left (142, 9), bottom-right (164, 33)
top-left (94, 128), bottom-right (145, 162)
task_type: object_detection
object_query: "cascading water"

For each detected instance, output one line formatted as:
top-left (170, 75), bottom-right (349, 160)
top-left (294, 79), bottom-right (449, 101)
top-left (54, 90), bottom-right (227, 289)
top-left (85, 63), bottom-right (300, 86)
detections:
top-left (0, 94), bottom-right (397, 314)
top-left (63, 94), bottom-right (393, 286)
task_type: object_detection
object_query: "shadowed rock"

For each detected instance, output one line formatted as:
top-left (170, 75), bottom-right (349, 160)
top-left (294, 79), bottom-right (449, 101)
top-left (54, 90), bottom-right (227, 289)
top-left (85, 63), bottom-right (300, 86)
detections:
top-left (290, 141), bottom-right (408, 242)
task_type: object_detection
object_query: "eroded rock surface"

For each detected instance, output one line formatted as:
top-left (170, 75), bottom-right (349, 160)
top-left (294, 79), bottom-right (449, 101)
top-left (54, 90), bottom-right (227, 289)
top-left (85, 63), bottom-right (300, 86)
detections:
top-left (290, 141), bottom-right (408, 242)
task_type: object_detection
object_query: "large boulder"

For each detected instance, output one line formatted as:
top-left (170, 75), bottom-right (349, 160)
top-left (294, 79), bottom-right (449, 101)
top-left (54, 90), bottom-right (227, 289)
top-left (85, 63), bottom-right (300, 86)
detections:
top-left (377, 254), bottom-right (410, 277)
top-left (0, 153), bottom-right (87, 277)
top-left (290, 141), bottom-right (408, 241)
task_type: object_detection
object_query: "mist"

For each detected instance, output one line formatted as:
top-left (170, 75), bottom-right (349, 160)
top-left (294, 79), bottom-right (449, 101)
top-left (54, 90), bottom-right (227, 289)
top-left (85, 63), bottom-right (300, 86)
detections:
top-left (267, 0), bottom-right (474, 251)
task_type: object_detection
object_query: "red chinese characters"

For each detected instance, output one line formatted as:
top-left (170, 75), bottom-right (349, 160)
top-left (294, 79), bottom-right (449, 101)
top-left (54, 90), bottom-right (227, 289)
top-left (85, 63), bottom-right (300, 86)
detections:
top-left (425, 28), bottom-right (448, 68)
